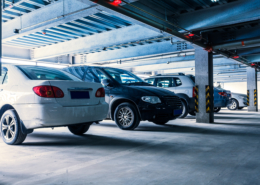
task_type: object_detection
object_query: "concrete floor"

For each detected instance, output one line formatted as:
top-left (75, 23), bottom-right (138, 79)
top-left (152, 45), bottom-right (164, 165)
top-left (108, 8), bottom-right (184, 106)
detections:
top-left (1, 109), bottom-right (260, 185)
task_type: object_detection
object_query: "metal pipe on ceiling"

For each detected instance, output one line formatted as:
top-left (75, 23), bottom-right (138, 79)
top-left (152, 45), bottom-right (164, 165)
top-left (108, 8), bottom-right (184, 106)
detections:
top-left (213, 38), bottom-right (260, 51)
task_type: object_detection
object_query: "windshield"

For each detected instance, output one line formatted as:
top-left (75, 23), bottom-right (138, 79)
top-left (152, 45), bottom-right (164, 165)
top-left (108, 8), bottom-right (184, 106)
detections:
top-left (104, 68), bottom-right (144, 84)
top-left (17, 65), bottom-right (82, 81)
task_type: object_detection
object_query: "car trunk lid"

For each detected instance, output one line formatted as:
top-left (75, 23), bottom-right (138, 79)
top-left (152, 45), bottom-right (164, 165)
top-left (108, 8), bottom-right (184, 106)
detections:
top-left (49, 81), bottom-right (101, 107)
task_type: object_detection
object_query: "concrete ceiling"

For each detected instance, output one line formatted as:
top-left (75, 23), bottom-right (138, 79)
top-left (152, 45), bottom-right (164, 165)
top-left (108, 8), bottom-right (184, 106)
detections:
top-left (2, 0), bottom-right (260, 83)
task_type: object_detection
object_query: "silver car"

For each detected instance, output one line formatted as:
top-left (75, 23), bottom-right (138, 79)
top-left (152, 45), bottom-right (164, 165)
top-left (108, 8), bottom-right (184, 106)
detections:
top-left (227, 93), bottom-right (248, 110)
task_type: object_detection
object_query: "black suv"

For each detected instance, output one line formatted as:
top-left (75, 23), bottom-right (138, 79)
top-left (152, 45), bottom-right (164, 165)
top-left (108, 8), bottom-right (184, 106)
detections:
top-left (64, 66), bottom-right (182, 130)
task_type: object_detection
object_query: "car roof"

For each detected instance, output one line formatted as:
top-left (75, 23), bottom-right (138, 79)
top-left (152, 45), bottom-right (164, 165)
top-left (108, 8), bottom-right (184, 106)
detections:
top-left (145, 75), bottom-right (191, 79)
top-left (66, 65), bottom-right (128, 71)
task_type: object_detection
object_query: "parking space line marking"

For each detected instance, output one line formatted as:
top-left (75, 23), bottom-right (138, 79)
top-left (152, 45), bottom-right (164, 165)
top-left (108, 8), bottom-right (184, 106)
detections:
top-left (14, 138), bottom-right (171, 185)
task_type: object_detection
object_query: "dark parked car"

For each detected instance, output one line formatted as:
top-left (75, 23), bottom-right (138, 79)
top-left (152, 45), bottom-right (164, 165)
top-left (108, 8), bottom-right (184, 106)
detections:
top-left (64, 66), bottom-right (183, 130)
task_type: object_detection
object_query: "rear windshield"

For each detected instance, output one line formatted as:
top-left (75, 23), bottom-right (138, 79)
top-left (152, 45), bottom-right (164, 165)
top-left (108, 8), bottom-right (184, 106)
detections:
top-left (17, 65), bottom-right (82, 81)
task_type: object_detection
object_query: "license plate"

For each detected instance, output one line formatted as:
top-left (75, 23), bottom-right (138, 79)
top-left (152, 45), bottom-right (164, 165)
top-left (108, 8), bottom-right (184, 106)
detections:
top-left (70, 91), bottom-right (90, 99)
top-left (174, 109), bottom-right (182, 115)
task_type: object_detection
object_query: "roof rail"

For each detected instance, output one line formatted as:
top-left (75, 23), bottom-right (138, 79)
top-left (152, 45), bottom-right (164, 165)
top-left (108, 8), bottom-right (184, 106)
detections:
top-left (157, 73), bottom-right (185, 76)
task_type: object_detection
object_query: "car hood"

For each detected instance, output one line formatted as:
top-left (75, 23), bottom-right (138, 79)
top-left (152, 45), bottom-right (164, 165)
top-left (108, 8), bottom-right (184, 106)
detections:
top-left (232, 93), bottom-right (247, 97)
top-left (126, 85), bottom-right (176, 97)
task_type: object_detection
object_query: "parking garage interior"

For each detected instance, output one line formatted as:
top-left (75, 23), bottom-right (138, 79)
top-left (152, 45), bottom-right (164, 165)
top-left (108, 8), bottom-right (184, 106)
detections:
top-left (1, 0), bottom-right (260, 184)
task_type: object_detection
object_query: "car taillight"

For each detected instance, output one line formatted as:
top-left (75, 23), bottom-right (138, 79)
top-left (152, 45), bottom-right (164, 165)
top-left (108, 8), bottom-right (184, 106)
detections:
top-left (33, 86), bottom-right (64, 98)
top-left (95, 88), bottom-right (105, 97)
top-left (218, 92), bottom-right (227, 97)
top-left (52, 86), bottom-right (64, 98)
top-left (192, 86), bottom-right (196, 98)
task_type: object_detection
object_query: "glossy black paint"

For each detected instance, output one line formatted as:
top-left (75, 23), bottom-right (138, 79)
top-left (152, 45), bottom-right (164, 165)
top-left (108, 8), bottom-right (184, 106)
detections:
top-left (64, 66), bottom-right (183, 123)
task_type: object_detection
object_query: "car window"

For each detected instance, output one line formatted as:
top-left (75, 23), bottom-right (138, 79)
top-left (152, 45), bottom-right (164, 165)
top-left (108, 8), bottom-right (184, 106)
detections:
top-left (82, 67), bottom-right (108, 83)
top-left (3, 73), bottom-right (8, 84)
top-left (17, 66), bottom-right (82, 81)
top-left (156, 78), bottom-right (173, 88)
top-left (144, 78), bottom-right (155, 86)
top-left (95, 70), bottom-right (109, 82)
top-left (63, 66), bottom-right (85, 80)
top-left (0, 67), bottom-right (7, 84)
top-left (104, 68), bottom-right (143, 84)
top-left (174, 78), bottom-right (182, 87)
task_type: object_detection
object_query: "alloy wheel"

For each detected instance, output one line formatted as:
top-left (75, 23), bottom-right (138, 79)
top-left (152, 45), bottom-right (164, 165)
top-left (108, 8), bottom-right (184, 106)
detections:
top-left (1, 115), bottom-right (16, 141)
top-left (117, 107), bottom-right (134, 127)
top-left (230, 101), bottom-right (237, 109)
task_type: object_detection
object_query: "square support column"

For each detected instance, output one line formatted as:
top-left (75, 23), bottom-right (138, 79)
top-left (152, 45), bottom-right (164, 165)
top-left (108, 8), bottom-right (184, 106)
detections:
top-left (247, 67), bottom-right (258, 112)
top-left (195, 48), bottom-right (214, 123)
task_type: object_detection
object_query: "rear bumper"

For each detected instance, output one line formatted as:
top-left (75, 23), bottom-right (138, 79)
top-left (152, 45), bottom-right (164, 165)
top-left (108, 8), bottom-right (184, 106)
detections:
top-left (214, 99), bottom-right (232, 108)
top-left (14, 102), bottom-right (109, 129)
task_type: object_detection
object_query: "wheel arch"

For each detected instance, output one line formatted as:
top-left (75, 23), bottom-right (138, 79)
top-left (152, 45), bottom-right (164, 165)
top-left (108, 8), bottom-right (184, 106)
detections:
top-left (0, 104), bottom-right (15, 121)
top-left (110, 98), bottom-right (141, 121)
top-left (232, 98), bottom-right (239, 107)
top-left (0, 104), bottom-right (32, 134)
top-left (230, 98), bottom-right (239, 108)
top-left (175, 93), bottom-right (190, 111)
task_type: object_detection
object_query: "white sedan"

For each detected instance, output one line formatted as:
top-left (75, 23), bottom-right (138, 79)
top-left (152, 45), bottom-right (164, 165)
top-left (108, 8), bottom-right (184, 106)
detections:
top-left (0, 65), bottom-right (109, 145)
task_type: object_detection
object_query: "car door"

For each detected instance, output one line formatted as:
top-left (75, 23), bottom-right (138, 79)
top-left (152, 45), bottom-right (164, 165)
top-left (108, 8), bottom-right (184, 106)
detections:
top-left (172, 77), bottom-right (187, 94)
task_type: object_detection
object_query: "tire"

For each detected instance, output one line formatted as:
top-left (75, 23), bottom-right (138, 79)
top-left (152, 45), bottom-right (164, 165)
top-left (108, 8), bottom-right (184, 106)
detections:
top-left (214, 107), bottom-right (221, 113)
top-left (153, 120), bottom-right (169, 125)
top-left (114, 103), bottom-right (140, 130)
top-left (228, 99), bottom-right (239, 110)
top-left (0, 109), bottom-right (27, 145)
top-left (179, 99), bottom-right (188, 118)
top-left (189, 111), bottom-right (196, 116)
top-left (68, 124), bottom-right (90, 135)
top-left (238, 107), bottom-right (244, 110)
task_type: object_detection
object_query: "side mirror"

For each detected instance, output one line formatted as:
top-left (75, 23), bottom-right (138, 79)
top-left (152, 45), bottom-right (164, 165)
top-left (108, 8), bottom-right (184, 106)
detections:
top-left (101, 79), bottom-right (112, 87)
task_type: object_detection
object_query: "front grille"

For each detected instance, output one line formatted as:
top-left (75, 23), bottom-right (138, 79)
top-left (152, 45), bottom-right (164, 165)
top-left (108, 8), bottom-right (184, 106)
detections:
top-left (163, 96), bottom-right (182, 108)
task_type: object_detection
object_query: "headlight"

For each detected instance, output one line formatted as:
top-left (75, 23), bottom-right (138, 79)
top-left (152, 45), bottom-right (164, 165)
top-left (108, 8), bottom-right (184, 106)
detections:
top-left (141, 96), bottom-right (161, 104)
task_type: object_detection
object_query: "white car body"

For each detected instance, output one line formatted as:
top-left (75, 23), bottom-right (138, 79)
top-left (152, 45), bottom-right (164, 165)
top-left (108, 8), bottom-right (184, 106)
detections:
top-left (0, 65), bottom-right (109, 130)
top-left (145, 74), bottom-right (194, 97)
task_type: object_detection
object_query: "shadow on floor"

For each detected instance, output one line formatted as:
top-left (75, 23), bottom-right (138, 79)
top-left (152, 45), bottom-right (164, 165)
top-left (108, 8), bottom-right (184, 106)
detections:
top-left (23, 133), bottom-right (145, 147)
top-left (214, 116), bottom-right (259, 120)
top-left (98, 122), bottom-right (260, 137)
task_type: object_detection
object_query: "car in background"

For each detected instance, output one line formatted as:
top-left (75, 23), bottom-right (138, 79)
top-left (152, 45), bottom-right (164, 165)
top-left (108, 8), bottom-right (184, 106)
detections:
top-left (227, 93), bottom-right (247, 110)
top-left (64, 66), bottom-right (183, 130)
top-left (213, 87), bottom-right (232, 112)
top-left (144, 74), bottom-right (232, 116)
top-left (0, 65), bottom-right (108, 145)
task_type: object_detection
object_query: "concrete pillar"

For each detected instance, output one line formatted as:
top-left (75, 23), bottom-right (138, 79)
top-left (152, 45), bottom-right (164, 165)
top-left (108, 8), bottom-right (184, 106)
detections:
top-left (195, 48), bottom-right (214, 123)
top-left (247, 67), bottom-right (258, 112)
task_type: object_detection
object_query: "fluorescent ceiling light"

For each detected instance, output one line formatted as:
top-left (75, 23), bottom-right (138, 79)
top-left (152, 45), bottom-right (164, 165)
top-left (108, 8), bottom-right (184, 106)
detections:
top-left (2, 58), bottom-right (69, 69)
top-left (37, 62), bottom-right (68, 69)
top-left (2, 58), bottom-right (36, 65)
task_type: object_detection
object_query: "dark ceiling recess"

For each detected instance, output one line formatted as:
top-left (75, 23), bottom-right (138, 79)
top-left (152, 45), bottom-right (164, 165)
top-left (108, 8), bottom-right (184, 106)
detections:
top-left (138, 0), bottom-right (238, 17)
